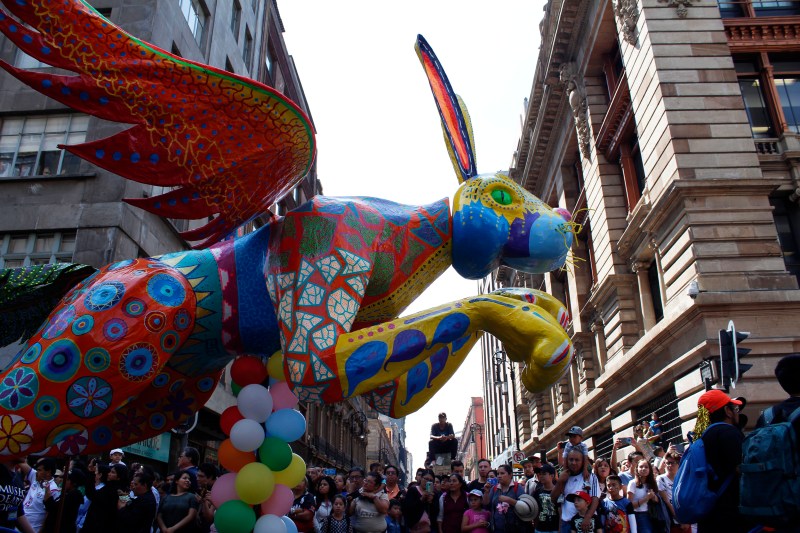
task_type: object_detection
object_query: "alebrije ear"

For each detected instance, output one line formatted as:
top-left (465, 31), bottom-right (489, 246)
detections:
top-left (415, 35), bottom-right (477, 184)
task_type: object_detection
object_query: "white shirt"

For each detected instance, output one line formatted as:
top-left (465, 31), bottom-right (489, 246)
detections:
top-left (22, 478), bottom-right (61, 530)
top-left (626, 480), bottom-right (650, 512)
top-left (560, 472), bottom-right (600, 521)
top-left (656, 474), bottom-right (674, 503)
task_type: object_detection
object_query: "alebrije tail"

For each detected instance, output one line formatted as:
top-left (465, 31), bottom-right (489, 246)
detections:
top-left (0, 0), bottom-right (315, 248)
top-left (0, 263), bottom-right (96, 348)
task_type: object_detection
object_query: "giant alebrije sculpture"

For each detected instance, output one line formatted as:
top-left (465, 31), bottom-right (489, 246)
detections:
top-left (0, 0), bottom-right (577, 457)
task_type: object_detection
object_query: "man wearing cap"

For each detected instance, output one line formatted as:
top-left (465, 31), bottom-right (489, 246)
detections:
top-left (109, 448), bottom-right (126, 466)
top-left (552, 450), bottom-right (599, 533)
top-left (696, 389), bottom-right (748, 533)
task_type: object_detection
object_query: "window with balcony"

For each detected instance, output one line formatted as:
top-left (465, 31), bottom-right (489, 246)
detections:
top-left (735, 54), bottom-right (800, 138)
top-left (178, 0), bottom-right (206, 46)
top-left (0, 232), bottom-right (77, 268)
top-left (0, 115), bottom-right (89, 178)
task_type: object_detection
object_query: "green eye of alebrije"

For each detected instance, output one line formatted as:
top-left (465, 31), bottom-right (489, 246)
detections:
top-left (491, 189), bottom-right (513, 205)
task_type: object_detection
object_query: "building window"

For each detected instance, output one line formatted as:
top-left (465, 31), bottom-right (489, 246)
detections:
top-left (0, 115), bottom-right (89, 178)
top-left (735, 53), bottom-right (800, 138)
top-left (647, 263), bottom-right (664, 323)
top-left (265, 45), bottom-right (276, 80)
top-left (635, 388), bottom-right (681, 448)
top-left (225, 57), bottom-right (234, 73)
top-left (0, 232), bottom-right (77, 268)
top-left (735, 56), bottom-right (776, 138)
top-left (772, 55), bottom-right (800, 134)
top-left (231, 0), bottom-right (241, 40)
top-left (178, 0), bottom-right (205, 45)
top-left (771, 195), bottom-right (800, 283)
top-left (719, 0), bottom-right (800, 16)
top-left (243, 28), bottom-right (253, 72)
top-left (619, 135), bottom-right (646, 212)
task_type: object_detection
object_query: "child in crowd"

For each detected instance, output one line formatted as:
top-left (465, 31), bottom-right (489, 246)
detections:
top-left (532, 463), bottom-right (560, 533)
top-left (461, 489), bottom-right (490, 533)
top-left (600, 475), bottom-right (636, 533)
top-left (566, 491), bottom-right (602, 533)
top-left (559, 426), bottom-right (589, 470)
top-left (386, 499), bottom-right (406, 533)
top-left (320, 494), bottom-right (352, 532)
top-left (649, 413), bottom-right (662, 442)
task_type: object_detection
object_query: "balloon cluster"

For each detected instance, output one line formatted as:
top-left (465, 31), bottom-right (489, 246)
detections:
top-left (211, 353), bottom-right (308, 533)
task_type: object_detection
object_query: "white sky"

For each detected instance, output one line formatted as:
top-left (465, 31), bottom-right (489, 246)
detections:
top-left (278, 0), bottom-right (546, 473)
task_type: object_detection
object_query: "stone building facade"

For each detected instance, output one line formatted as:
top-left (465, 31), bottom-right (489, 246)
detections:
top-left (481, 0), bottom-right (800, 463)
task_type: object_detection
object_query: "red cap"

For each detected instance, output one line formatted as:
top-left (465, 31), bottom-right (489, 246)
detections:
top-left (698, 389), bottom-right (742, 413)
top-left (566, 491), bottom-right (592, 505)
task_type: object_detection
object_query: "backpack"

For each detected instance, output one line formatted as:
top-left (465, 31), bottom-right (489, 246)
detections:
top-left (672, 422), bottom-right (733, 524)
top-left (739, 406), bottom-right (800, 526)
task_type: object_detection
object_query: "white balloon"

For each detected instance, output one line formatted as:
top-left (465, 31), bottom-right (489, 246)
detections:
top-left (229, 418), bottom-right (265, 452)
top-left (254, 514), bottom-right (287, 533)
top-left (237, 384), bottom-right (274, 423)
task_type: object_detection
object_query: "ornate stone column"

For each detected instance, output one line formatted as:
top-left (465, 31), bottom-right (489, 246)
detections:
top-left (572, 331), bottom-right (596, 395)
top-left (559, 62), bottom-right (592, 160)
top-left (590, 318), bottom-right (608, 376)
top-left (632, 260), bottom-right (657, 332)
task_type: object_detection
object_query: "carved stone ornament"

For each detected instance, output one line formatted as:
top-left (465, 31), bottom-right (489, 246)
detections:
top-left (658, 0), bottom-right (696, 19)
top-left (613, 0), bottom-right (640, 44)
top-left (559, 62), bottom-right (592, 159)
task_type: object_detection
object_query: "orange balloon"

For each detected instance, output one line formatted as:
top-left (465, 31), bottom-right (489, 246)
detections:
top-left (218, 438), bottom-right (255, 472)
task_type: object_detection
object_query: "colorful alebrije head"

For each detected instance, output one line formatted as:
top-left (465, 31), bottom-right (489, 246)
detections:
top-left (415, 35), bottom-right (573, 279)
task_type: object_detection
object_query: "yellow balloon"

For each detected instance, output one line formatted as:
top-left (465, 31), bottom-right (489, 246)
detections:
top-left (235, 462), bottom-right (275, 505)
top-left (267, 350), bottom-right (285, 381)
top-left (273, 453), bottom-right (306, 488)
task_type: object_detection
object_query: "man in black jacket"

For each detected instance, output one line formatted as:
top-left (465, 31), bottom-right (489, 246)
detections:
top-left (117, 472), bottom-right (157, 533)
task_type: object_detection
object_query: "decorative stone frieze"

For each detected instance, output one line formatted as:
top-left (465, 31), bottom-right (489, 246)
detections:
top-left (613, 0), bottom-right (639, 44)
top-left (657, 0), bottom-right (695, 19)
top-left (559, 62), bottom-right (592, 159)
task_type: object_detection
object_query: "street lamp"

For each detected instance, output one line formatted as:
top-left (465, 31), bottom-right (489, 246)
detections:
top-left (493, 349), bottom-right (520, 452)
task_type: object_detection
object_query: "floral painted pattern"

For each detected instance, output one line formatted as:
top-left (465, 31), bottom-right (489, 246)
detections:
top-left (67, 377), bottom-right (112, 418)
top-left (0, 367), bottom-right (38, 410)
top-left (0, 415), bottom-right (33, 455)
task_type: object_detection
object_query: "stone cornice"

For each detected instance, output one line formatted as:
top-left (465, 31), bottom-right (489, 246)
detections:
top-left (596, 75), bottom-right (633, 160)
top-left (724, 17), bottom-right (800, 51)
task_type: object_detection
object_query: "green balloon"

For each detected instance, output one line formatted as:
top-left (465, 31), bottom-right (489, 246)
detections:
top-left (259, 436), bottom-right (293, 471)
top-left (231, 382), bottom-right (242, 397)
top-left (214, 500), bottom-right (256, 533)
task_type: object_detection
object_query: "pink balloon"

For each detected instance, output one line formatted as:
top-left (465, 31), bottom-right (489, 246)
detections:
top-left (210, 473), bottom-right (238, 508)
top-left (270, 382), bottom-right (299, 411)
top-left (260, 484), bottom-right (294, 516)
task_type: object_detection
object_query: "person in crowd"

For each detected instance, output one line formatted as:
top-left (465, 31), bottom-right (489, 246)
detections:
top-left (402, 469), bottom-right (438, 533)
top-left (466, 459), bottom-right (490, 493)
top-left (427, 413), bottom-right (457, 465)
top-left (599, 475), bottom-right (635, 533)
top-left (384, 465), bottom-right (403, 501)
top-left (22, 457), bottom-right (61, 532)
top-left (626, 458), bottom-right (659, 533)
top-left (290, 476), bottom-right (317, 532)
top-left (0, 459), bottom-right (34, 533)
top-left (109, 448), bottom-right (127, 467)
top-left (42, 467), bottom-right (86, 533)
top-left (558, 427), bottom-right (588, 470)
top-left (309, 466), bottom-right (322, 487)
top-left (346, 468), bottom-right (367, 508)
top-left (437, 473), bottom-right (467, 533)
top-left (591, 458), bottom-right (614, 501)
top-left (196, 462), bottom-right (218, 532)
top-left (157, 471), bottom-right (200, 533)
top-left (350, 471), bottom-right (389, 533)
top-left (385, 499), bottom-right (406, 533)
top-left (320, 494), bottom-right (353, 533)
top-left (83, 464), bottom-right (124, 533)
top-left (315, 475), bottom-right (337, 533)
top-left (532, 463), bottom-right (559, 533)
top-left (449, 460), bottom-right (465, 479)
top-left (649, 413), bottom-right (663, 442)
top-left (655, 452), bottom-right (686, 533)
top-left (486, 470), bottom-right (497, 481)
top-left (12, 458), bottom-right (35, 491)
top-left (694, 389), bottom-right (748, 533)
top-left (651, 447), bottom-right (666, 475)
top-left (413, 469), bottom-right (425, 488)
top-left (434, 475), bottom-right (446, 494)
top-left (335, 473), bottom-right (348, 496)
top-left (117, 472), bottom-right (158, 533)
top-left (618, 450), bottom-right (643, 487)
top-left (176, 447), bottom-right (200, 493)
top-left (369, 463), bottom-right (384, 476)
top-left (633, 425), bottom-right (656, 462)
top-left (565, 492), bottom-right (601, 533)
top-left (196, 463), bottom-right (218, 493)
top-left (551, 449), bottom-right (600, 533)
top-left (462, 489), bottom-right (490, 533)
top-left (484, 464), bottom-right (526, 532)
top-left (757, 353), bottom-right (800, 438)
top-left (522, 457), bottom-right (540, 495)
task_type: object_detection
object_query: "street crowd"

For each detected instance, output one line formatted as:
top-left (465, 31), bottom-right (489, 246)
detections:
top-left (0, 354), bottom-right (797, 533)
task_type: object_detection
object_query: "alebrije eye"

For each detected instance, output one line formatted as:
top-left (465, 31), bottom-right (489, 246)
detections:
top-left (491, 188), bottom-right (513, 206)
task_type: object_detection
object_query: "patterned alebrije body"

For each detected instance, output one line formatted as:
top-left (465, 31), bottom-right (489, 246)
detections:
top-left (0, 0), bottom-right (314, 247)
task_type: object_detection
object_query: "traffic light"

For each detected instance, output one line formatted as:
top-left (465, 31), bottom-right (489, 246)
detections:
top-left (719, 320), bottom-right (752, 390)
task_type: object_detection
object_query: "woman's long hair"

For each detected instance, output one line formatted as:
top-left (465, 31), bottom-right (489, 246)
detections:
top-left (315, 475), bottom-right (336, 504)
top-left (634, 458), bottom-right (657, 491)
top-left (109, 463), bottom-right (129, 491)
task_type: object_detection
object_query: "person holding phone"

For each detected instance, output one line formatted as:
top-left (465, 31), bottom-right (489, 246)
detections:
top-left (402, 469), bottom-right (438, 533)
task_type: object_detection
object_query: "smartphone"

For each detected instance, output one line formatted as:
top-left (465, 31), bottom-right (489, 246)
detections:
top-left (119, 494), bottom-right (130, 503)
top-left (425, 481), bottom-right (433, 492)
top-left (674, 442), bottom-right (686, 453)
top-left (488, 478), bottom-right (498, 486)
top-left (619, 437), bottom-right (632, 445)
top-left (324, 468), bottom-right (336, 476)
